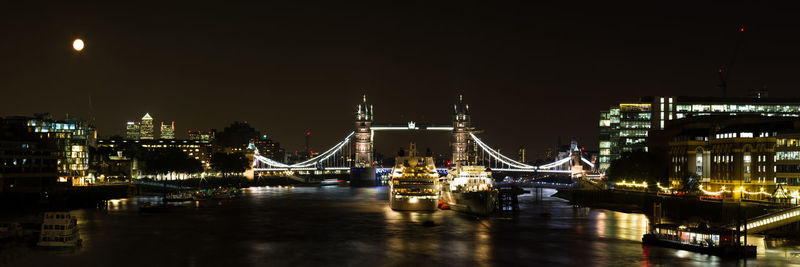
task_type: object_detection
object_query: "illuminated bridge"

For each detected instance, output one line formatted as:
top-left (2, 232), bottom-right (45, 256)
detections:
top-left (735, 206), bottom-right (800, 233)
top-left (252, 95), bottom-right (598, 183)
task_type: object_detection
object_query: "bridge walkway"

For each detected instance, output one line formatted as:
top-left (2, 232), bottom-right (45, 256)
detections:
top-left (737, 205), bottom-right (800, 233)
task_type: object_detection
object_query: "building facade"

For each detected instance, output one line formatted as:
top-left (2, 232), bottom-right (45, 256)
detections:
top-left (253, 136), bottom-right (285, 162)
top-left (126, 121), bottom-right (140, 140)
top-left (1, 115), bottom-right (94, 186)
top-left (188, 130), bottom-right (215, 143)
top-left (0, 121), bottom-right (60, 193)
top-left (160, 121), bottom-right (175, 139)
top-left (139, 113), bottom-right (154, 140)
top-left (96, 139), bottom-right (214, 177)
top-left (600, 95), bottom-right (800, 172)
top-left (668, 119), bottom-right (800, 200)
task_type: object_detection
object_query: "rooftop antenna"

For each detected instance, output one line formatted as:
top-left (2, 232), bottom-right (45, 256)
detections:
top-left (88, 93), bottom-right (96, 126)
top-left (717, 26), bottom-right (746, 97)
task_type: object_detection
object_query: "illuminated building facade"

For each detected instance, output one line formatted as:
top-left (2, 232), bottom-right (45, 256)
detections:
top-left (1, 115), bottom-right (94, 186)
top-left (160, 121), bottom-right (175, 139)
top-left (600, 95), bottom-right (800, 172)
top-left (126, 121), bottom-right (140, 140)
top-left (0, 119), bottom-right (60, 193)
top-left (775, 132), bottom-right (800, 199)
top-left (97, 139), bottom-right (214, 174)
top-left (188, 129), bottom-right (215, 143)
top-left (668, 118), bottom-right (800, 200)
top-left (253, 135), bottom-right (285, 162)
top-left (598, 101), bottom-right (658, 171)
top-left (139, 113), bottom-right (154, 140)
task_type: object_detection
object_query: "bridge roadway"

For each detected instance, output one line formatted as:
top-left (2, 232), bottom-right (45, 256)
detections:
top-left (736, 205), bottom-right (800, 233)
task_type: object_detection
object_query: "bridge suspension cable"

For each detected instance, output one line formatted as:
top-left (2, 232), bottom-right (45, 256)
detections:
top-left (255, 131), bottom-right (355, 169)
top-left (469, 133), bottom-right (591, 171)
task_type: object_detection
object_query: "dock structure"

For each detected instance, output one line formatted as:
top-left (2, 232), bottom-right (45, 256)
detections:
top-left (496, 185), bottom-right (528, 217)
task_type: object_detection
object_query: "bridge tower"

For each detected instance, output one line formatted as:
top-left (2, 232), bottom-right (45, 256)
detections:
top-left (451, 95), bottom-right (475, 167)
top-left (354, 95), bottom-right (373, 167)
top-left (351, 95), bottom-right (376, 186)
top-left (569, 140), bottom-right (585, 178)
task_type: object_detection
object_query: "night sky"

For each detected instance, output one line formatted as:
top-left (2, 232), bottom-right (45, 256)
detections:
top-left (2, 2), bottom-right (799, 158)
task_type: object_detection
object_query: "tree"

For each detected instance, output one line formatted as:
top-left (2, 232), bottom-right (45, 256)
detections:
top-left (606, 150), bottom-right (668, 190)
top-left (210, 152), bottom-right (249, 177)
top-left (682, 173), bottom-right (701, 193)
top-left (141, 148), bottom-right (203, 178)
top-left (139, 148), bottom-right (203, 199)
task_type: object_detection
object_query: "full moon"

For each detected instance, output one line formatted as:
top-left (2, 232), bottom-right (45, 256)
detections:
top-left (72, 39), bottom-right (84, 52)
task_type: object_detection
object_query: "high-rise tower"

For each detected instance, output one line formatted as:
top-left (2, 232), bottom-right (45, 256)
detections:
top-left (125, 121), bottom-right (140, 140)
top-left (451, 95), bottom-right (476, 166)
top-left (354, 95), bottom-right (373, 167)
top-left (160, 121), bottom-right (175, 139)
top-left (139, 113), bottom-right (154, 140)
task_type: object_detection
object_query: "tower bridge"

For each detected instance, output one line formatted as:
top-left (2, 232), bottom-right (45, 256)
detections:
top-left (253, 95), bottom-right (598, 185)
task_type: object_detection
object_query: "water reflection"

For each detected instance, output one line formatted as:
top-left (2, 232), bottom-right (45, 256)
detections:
top-left (2, 187), bottom-right (800, 266)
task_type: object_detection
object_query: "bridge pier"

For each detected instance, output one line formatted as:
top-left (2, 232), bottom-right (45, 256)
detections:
top-left (349, 167), bottom-right (376, 187)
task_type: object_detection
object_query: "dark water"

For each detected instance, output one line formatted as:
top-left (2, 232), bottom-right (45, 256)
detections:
top-left (2, 187), bottom-right (800, 266)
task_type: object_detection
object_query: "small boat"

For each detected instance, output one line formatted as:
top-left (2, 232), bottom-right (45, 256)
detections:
top-left (193, 187), bottom-right (241, 200)
top-left (642, 223), bottom-right (756, 258)
top-left (211, 187), bottom-right (241, 199)
top-left (37, 212), bottom-right (82, 248)
top-left (165, 192), bottom-right (194, 202)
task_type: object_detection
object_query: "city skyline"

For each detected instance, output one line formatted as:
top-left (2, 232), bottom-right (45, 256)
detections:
top-left (4, 2), bottom-right (800, 265)
top-left (3, 2), bottom-right (800, 158)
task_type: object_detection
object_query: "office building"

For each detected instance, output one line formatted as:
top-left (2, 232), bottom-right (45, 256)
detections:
top-left (160, 121), bottom-right (175, 139)
top-left (667, 117), bottom-right (800, 201)
top-left (140, 113), bottom-right (154, 140)
top-left (1, 115), bottom-right (94, 186)
top-left (126, 121), bottom-right (140, 140)
top-left (600, 95), bottom-right (800, 172)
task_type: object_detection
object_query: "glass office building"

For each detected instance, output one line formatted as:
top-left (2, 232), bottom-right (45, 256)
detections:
top-left (599, 96), bottom-right (800, 172)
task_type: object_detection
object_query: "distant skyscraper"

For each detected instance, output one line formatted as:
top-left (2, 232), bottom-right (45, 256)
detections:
top-left (188, 129), bottom-right (215, 143)
top-left (160, 121), bottom-right (175, 139)
top-left (139, 113), bottom-right (154, 140)
top-left (125, 121), bottom-right (140, 140)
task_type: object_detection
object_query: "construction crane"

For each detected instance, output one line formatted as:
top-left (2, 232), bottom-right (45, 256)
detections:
top-left (717, 26), bottom-right (746, 97)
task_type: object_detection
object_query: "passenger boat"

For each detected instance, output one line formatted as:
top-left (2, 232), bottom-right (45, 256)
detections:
top-left (37, 212), bottom-right (82, 248)
top-left (642, 223), bottom-right (756, 258)
top-left (389, 143), bottom-right (440, 211)
top-left (440, 165), bottom-right (497, 216)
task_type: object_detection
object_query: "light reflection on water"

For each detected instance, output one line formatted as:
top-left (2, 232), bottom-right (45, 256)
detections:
top-left (2, 187), bottom-right (800, 266)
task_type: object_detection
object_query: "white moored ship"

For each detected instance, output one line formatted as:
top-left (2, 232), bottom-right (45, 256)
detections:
top-left (37, 212), bottom-right (81, 248)
top-left (440, 165), bottom-right (497, 216)
top-left (389, 143), bottom-right (440, 211)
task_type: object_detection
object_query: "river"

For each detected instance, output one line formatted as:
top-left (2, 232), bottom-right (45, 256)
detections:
top-left (2, 186), bottom-right (800, 266)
